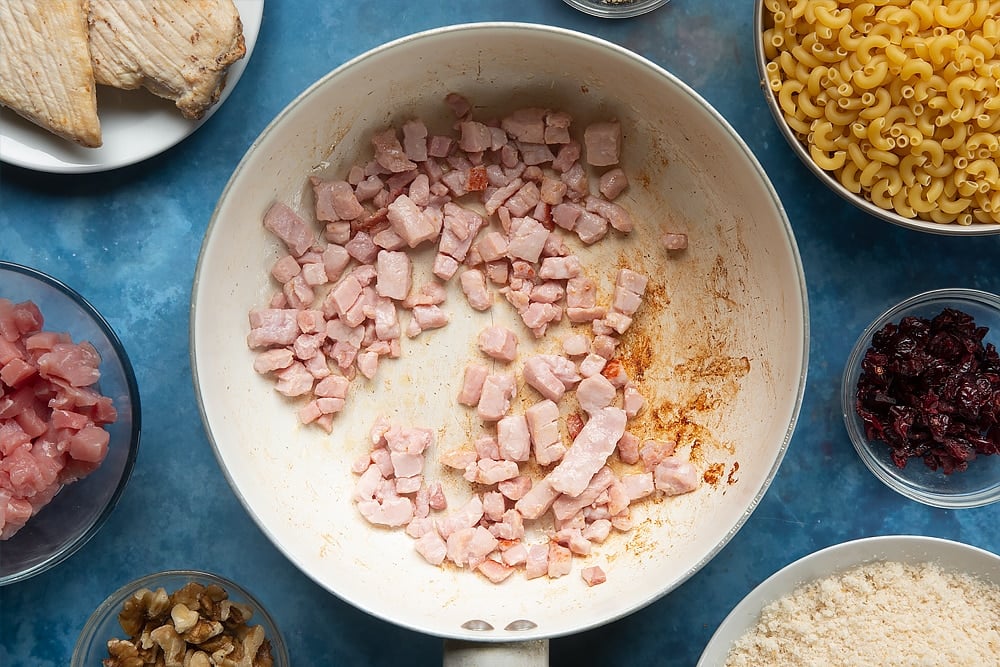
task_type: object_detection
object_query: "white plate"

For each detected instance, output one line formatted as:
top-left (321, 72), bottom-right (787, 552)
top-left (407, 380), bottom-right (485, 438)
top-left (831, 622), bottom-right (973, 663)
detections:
top-left (696, 535), bottom-right (1000, 665)
top-left (0, 0), bottom-right (263, 174)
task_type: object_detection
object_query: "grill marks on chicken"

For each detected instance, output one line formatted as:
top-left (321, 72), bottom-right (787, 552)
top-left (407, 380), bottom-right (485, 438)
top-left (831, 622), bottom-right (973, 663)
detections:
top-left (87, 0), bottom-right (246, 120)
top-left (0, 0), bottom-right (101, 146)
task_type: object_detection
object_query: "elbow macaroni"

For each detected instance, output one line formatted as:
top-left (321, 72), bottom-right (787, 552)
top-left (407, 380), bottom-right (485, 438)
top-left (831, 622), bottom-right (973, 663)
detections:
top-left (763, 0), bottom-right (1000, 225)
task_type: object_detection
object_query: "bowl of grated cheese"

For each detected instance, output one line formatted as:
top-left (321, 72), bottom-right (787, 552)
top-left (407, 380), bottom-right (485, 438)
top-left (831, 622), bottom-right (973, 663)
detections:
top-left (697, 535), bottom-right (1000, 667)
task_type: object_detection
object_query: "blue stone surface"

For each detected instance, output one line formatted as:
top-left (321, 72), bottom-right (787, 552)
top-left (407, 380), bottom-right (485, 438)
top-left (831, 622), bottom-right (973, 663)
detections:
top-left (1, 2), bottom-right (998, 665)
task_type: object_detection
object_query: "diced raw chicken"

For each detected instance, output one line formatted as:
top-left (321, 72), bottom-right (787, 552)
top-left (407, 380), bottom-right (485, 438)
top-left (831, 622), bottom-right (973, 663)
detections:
top-left (470, 458), bottom-right (520, 485)
top-left (247, 309), bottom-right (299, 348)
top-left (497, 414), bottom-right (531, 462)
top-left (522, 356), bottom-right (566, 402)
top-left (312, 178), bottom-right (364, 221)
top-left (402, 119), bottom-right (429, 162)
top-left (505, 182), bottom-right (541, 218)
top-left (506, 216), bottom-right (549, 263)
top-left (586, 195), bottom-right (633, 233)
top-left (599, 168), bottom-right (628, 200)
top-left (547, 407), bottom-right (627, 497)
top-left (551, 202), bottom-right (582, 230)
top-left (621, 472), bottom-right (655, 501)
top-left (357, 496), bottom-right (414, 527)
top-left (525, 399), bottom-right (564, 466)
top-left (274, 362), bottom-right (314, 397)
top-left (477, 373), bottom-right (516, 422)
top-left (501, 542), bottom-right (529, 567)
top-left (501, 107), bottom-right (547, 143)
top-left (623, 383), bottom-right (645, 418)
top-left (551, 466), bottom-right (616, 521)
top-left (616, 431), bottom-right (640, 465)
top-left (253, 348), bottom-right (293, 374)
top-left (574, 210), bottom-right (608, 244)
top-left (461, 270), bottom-right (493, 312)
top-left (270, 255), bottom-right (300, 283)
top-left (414, 530), bottom-right (448, 565)
top-left (263, 202), bottom-right (314, 257)
top-left (547, 543), bottom-right (573, 578)
top-left (458, 363), bottom-right (489, 406)
top-left (387, 194), bottom-right (439, 247)
top-left (576, 374), bottom-right (617, 415)
top-left (371, 127), bottom-right (417, 173)
top-left (538, 255), bottom-right (581, 280)
top-left (498, 475), bottom-right (532, 501)
top-left (375, 250), bottom-right (412, 300)
top-left (654, 458), bottom-right (700, 496)
top-left (581, 565), bottom-right (607, 587)
top-left (478, 559), bottom-right (515, 583)
top-left (477, 326), bottom-right (517, 362)
top-left (458, 120), bottom-right (493, 153)
top-left (514, 477), bottom-right (560, 520)
top-left (410, 305), bottom-right (449, 332)
top-left (525, 544), bottom-right (550, 580)
top-left (662, 232), bottom-right (689, 250)
top-left (446, 525), bottom-right (498, 568)
top-left (583, 121), bottom-right (621, 166)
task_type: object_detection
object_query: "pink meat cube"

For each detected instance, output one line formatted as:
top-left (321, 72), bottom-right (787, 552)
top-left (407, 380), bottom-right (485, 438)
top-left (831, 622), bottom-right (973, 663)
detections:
top-left (583, 121), bottom-right (621, 167)
top-left (497, 414), bottom-right (531, 462)
top-left (375, 250), bottom-right (412, 300)
top-left (477, 325), bottom-right (518, 362)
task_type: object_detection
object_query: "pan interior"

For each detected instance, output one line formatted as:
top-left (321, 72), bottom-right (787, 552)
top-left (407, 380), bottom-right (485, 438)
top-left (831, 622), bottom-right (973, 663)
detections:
top-left (192, 23), bottom-right (807, 641)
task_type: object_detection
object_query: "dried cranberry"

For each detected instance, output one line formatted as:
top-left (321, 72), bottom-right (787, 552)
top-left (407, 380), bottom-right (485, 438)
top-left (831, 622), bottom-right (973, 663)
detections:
top-left (855, 307), bottom-right (1000, 474)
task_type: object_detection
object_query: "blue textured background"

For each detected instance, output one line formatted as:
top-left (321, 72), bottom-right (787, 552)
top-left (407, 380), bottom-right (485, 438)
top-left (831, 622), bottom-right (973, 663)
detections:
top-left (1, 1), bottom-right (998, 665)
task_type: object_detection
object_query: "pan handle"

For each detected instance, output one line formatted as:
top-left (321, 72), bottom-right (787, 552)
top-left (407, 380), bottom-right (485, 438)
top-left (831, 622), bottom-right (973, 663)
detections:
top-left (442, 639), bottom-right (549, 666)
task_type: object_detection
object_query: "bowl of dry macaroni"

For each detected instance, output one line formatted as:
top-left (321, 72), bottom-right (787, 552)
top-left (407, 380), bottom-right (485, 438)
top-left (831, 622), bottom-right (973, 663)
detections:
top-left (755, 0), bottom-right (1000, 235)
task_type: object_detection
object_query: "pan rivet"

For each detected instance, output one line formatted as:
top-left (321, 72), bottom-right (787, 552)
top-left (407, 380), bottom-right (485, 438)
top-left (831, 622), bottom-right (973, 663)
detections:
top-left (461, 620), bottom-right (495, 631)
top-left (504, 620), bottom-right (538, 631)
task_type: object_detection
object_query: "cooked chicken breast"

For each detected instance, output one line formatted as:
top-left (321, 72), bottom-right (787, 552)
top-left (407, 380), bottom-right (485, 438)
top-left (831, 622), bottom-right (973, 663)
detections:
top-left (88, 0), bottom-right (246, 120)
top-left (0, 0), bottom-right (102, 147)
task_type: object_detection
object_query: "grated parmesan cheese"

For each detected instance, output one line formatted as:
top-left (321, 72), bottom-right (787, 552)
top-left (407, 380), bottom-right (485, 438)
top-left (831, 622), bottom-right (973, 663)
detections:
top-left (725, 560), bottom-right (1000, 667)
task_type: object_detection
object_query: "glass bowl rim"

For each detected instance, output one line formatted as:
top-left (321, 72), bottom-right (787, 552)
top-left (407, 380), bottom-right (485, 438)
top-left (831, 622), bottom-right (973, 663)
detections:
top-left (0, 260), bottom-right (142, 585)
top-left (562, 0), bottom-right (670, 19)
top-left (840, 287), bottom-right (1000, 509)
top-left (71, 568), bottom-right (291, 666)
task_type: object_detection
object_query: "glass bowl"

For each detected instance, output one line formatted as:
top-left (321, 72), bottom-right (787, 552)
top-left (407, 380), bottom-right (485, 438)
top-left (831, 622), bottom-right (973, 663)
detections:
top-left (841, 288), bottom-right (1000, 508)
top-left (71, 569), bottom-right (290, 666)
top-left (753, 1), bottom-right (1000, 236)
top-left (562, 0), bottom-right (670, 19)
top-left (0, 261), bottom-right (141, 584)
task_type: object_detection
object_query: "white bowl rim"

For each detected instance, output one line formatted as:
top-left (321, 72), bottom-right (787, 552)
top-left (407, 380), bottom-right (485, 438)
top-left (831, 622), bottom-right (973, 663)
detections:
top-left (697, 534), bottom-right (1000, 666)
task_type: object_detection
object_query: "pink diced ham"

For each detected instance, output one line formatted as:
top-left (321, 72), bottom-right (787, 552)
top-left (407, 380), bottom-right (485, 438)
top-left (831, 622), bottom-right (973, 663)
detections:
top-left (371, 127), bottom-right (417, 173)
top-left (375, 250), bottom-right (412, 301)
top-left (458, 363), bottom-right (488, 407)
top-left (477, 373), bottom-right (516, 422)
top-left (662, 232), bottom-right (689, 250)
top-left (312, 178), bottom-right (365, 222)
top-left (402, 119), bottom-right (429, 162)
top-left (263, 202), bottom-right (314, 257)
top-left (581, 565), bottom-right (607, 587)
top-left (387, 194), bottom-right (440, 247)
top-left (477, 325), bottom-right (517, 362)
top-left (547, 407), bottom-right (627, 497)
top-left (460, 270), bottom-right (493, 312)
top-left (247, 309), bottom-right (300, 348)
top-left (583, 121), bottom-right (621, 167)
top-left (576, 373), bottom-right (617, 415)
top-left (414, 530), bottom-right (448, 565)
top-left (506, 216), bottom-right (549, 263)
top-left (497, 414), bottom-right (531, 462)
top-left (654, 458), bottom-right (700, 496)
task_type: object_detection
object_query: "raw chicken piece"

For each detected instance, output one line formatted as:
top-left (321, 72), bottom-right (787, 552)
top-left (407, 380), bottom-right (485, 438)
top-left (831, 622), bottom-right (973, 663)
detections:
top-left (497, 414), bottom-right (531, 462)
top-left (461, 270), bottom-right (493, 312)
top-left (581, 565), bottom-right (607, 587)
top-left (576, 374), bottom-right (617, 415)
top-left (458, 364), bottom-right (489, 407)
top-left (263, 203), bottom-right (314, 257)
top-left (312, 178), bottom-right (364, 221)
top-left (524, 399), bottom-right (564, 466)
top-left (547, 407), bottom-right (627, 497)
top-left (583, 121), bottom-right (621, 166)
top-left (654, 458), bottom-right (700, 496)
top-left (375, 250), bottom-right (412, 300)
top-left (387, 194), bottom-right (439, 247)
top-left (477, 373), bottom-right (516, 422)
top-left (477, 326), bottom-right (518, 362)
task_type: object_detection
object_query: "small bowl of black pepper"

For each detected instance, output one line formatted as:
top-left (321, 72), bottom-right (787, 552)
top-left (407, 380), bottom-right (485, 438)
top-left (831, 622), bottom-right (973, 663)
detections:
top-left (842, 288), bottom-right (1000, 509)
top-left (562, 0), bottom-right (670, 19)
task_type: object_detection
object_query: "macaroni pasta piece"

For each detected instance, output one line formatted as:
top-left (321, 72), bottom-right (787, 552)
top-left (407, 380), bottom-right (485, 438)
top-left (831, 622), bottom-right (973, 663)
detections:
top-left (762, 0), bottom-right (1000, 225)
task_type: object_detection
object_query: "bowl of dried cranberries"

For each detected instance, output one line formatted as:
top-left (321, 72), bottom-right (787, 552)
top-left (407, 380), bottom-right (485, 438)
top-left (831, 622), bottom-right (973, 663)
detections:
top-left (842, 288), bottom-right (1000, 509)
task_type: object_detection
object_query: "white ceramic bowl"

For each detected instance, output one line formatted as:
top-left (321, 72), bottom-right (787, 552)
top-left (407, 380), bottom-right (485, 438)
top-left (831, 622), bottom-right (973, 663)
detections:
top-left (753, 1), bottom-right (1000, 236)
top-left (191, 22), bottom-right (808, 648)
top-left (841, 288), bottom-right (1000, 509)
top-left (698, 535), bottom-right (1000, 665)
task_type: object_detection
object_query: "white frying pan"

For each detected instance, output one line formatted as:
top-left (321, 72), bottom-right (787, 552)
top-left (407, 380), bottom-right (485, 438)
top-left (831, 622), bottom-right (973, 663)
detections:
top-left (191, 23), bottom-right (808, 664)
